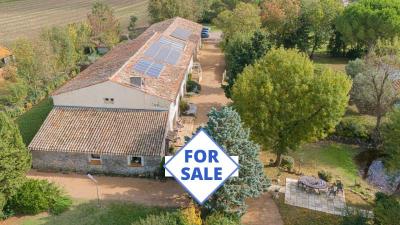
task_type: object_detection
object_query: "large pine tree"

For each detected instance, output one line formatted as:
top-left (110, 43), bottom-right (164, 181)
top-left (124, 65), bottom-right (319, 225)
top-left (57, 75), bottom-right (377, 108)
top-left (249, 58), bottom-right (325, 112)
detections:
top-left (0, 112), bottom-right (31, 199)
top-left (202, 107), bottom-right (270, 216)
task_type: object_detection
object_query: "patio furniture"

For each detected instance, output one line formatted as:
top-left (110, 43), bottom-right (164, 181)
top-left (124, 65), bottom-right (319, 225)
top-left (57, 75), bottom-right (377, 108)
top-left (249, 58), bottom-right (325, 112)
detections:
top-left (298, 176), bottom-right (328, 194)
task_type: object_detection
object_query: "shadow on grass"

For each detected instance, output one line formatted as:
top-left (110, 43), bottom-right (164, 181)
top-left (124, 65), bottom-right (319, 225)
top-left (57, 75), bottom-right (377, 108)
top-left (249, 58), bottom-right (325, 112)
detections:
top-left (27, 200), bottom-right (176, 225)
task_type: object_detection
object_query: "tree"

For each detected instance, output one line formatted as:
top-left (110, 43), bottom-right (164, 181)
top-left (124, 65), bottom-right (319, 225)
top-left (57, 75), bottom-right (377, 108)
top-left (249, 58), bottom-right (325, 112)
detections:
top-left (232, 48), bottom-right (351, 165)
top-left (299, 0), bottom-right (343, 58)
top-left (213, 2), bottom-right (261, 42)
top-left (345, 58), bottom-right (365, 79)
top-left (260, 0), bottom-right (301, 45)
top-left (148, 0), bottom-right (201, 23)
top-left (202, 107), bottom-right (270, 216)
top-left (336, 0), bottom-right (400, 51)
top-left (373, 192), bottom-right (400, 225)
top-left (352, 53), bottom-right (400, 144)
top-left (41, 26), bottom-right (80, 75)
top-left (0, 112), bottom-right (31, 199)
top-left (12, 38), bottom-right (57, 103)
top-left (87, 2), bottom-right (120, 48)
top-left (224, 29), bottom-right (271, 97)
top-left (128, 15), bottom-right (138, 39)
top-left (382, 109), bottom-right (400, 172)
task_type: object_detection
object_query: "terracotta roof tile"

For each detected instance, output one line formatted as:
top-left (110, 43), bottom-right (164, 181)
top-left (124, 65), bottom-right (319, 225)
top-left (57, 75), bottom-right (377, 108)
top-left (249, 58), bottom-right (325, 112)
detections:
top-left (28, 107), bottom-right (169, 156)
top-left (53, 17), bottom-right (202, 101)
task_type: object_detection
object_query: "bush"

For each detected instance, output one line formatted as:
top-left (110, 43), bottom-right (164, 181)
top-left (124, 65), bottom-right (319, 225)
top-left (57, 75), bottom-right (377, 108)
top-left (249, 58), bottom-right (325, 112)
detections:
top-left (8, 179), bottom-right (72, 215)
top-left (179, 100), bottom-right (189, 113)
top-left (186, 80), bottom-right (201, 93)
top-left (280, 156), bottom-right (294, 172)
top-left (180, 202), bottom-right (201, 225)
top-left (334, 117), bottom-right (372, 142)
top-left (373, 192), bottom-right (400, 225)
top-left (318, 170), bottom-right (333, 182)
top-left (50, 196), bottom-right (73, 215)
top-left (341, 208), bottom-right (369, 225)
top-left (133, 212), bottom-right (183, 225)
top-left (204, 213), bottom-right (240, 225)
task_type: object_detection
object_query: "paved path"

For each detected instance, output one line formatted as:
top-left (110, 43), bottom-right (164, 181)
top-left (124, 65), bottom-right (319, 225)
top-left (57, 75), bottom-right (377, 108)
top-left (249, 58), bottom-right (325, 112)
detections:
top-left (28, 170), bottom-right (188, 207)
top-left (190, 43), bottom-right (231, 126)
top-left (242, 193), bottom-right (284, 225)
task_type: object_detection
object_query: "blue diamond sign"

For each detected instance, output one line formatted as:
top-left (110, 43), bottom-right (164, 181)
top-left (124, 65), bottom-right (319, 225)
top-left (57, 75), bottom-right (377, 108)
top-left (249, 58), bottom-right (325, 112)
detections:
top-left (164, 129), bottom-right (239, 205)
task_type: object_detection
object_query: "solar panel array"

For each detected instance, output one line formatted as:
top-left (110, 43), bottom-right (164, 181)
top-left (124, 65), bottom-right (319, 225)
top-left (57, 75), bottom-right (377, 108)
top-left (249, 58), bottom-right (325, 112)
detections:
top-left (171, 28), bottom-right (192, 41)
top-left (133, 59), bottom-right (164, 78)
top-left (133, 36), bottom-right (186, 78)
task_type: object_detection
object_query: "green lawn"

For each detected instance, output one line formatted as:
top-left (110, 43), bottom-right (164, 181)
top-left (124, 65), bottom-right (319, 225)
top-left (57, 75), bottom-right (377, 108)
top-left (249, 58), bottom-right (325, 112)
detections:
top-left (263, 142), bottom-right (376, 209)
top-left (16, 98), bottom-right (53, 145)
top-left (22, 201), bottom-right (175, 225)
top-left (274, 195), bottom-right (342, 225)
top-left (312, 54), bottom-right (349, 73)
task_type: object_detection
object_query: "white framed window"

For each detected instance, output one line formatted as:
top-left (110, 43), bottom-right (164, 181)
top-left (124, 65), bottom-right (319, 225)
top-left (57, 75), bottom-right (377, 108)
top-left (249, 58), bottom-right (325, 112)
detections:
top-left (89, 154), bottom-right (102, 165)
top-left (127, 156), bottom-right (143, 167)
top-left (103, 98), bottom-right (114, 104)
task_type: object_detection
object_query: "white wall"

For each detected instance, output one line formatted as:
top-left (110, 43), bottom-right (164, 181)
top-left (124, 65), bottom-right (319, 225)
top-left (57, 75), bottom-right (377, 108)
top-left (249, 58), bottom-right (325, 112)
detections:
top-left (53, 81), bottom-right (171, 110)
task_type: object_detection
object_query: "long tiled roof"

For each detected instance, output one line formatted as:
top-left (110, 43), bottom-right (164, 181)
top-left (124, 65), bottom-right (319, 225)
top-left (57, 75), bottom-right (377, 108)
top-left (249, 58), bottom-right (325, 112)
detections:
top-left (28, 107), bottom-right (168, 156)
top-left (53, 17), bottom-right (202, 101)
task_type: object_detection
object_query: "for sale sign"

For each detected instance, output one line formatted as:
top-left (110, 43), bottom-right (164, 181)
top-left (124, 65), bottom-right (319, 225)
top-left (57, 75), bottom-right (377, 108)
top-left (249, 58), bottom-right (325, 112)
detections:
top-left (164, 129), bottom-right (239, 204)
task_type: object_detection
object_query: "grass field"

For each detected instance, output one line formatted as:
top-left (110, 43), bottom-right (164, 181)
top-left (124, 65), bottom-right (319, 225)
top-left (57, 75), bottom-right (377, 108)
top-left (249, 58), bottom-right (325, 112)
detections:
top-left (313, 53), bottom-right (349, 73)
top-left (16, 98), bottom-right (53, 145)
top-left (263, 142), bottom-right (376, 209)
top-left (0, 0), bottom-right (149, 44)
top-left (20, 200), bottom-right (175, 225)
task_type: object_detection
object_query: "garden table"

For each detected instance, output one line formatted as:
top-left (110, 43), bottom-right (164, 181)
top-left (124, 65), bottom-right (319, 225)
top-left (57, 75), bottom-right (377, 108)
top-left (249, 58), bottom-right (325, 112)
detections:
top-left (298, 176), bottom-right (328, 192)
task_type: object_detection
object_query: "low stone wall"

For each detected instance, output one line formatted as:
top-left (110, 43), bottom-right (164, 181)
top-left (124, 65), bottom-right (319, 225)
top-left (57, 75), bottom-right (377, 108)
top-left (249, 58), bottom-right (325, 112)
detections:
top-left (31, 151), bottom-right (162, 176)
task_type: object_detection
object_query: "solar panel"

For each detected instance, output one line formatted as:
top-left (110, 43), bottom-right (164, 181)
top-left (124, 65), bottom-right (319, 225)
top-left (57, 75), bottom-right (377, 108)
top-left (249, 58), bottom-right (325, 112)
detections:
top-left (171, 28), bottom-right (192, 41)
top-left (159, 37), bottom-right (185, 50)
top-left (165, 49), bottom-right (181, 65)
top-left (154, 46), bottom-right (170, 61)
top-left (144, 42), bottom-right (161, 57)
top-left (146, 63), bottom-right (164, 77)
top-left (134, 59), bottom-right (151, 73)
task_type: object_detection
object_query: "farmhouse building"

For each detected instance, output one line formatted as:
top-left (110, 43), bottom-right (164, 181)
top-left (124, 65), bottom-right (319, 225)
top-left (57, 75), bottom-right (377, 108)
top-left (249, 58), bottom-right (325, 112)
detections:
top-left (28, 17), bottom-right (202, 175)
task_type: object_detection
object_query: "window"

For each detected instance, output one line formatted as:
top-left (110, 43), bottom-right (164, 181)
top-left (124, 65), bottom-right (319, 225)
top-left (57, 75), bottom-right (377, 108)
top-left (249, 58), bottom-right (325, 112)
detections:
top-left (103, 98), bottom-right (114, 104)
top-left (128, 156), bottom-right (143, 167)
top-left (89, 154), bottom-right (102, 165)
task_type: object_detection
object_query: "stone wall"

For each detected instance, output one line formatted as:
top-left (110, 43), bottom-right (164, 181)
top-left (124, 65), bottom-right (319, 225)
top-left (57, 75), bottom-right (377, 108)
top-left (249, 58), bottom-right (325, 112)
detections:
top-left (31, 151), bottom-right (162, 176)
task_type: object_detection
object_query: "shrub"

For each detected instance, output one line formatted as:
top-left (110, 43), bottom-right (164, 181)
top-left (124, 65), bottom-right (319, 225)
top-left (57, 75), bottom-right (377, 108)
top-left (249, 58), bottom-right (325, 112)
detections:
top-left (179, 100), bottom-right (189, 113)
top-left (133, 212), bottom-right (182, 225)
top-left (318, 170), bottom-right (333, 182)
top-left (373, 192), bottom-right (400, 225)
top-left (334, 117), bottom-right (372, 142)
top-left (180, 202), bottom-right (201, 225)
top-left (204, 213), bottom-right (240, 225)
top-left (341, 208), bottom-right (369, 225)
top-left (280, 156), bottom-right (295, 172)
top-left (8, 179), bottom-right (72, 215)
top-left (50, 196), bottom-right (73, 215)
top-left (186, 80), bottom-right (201, 93)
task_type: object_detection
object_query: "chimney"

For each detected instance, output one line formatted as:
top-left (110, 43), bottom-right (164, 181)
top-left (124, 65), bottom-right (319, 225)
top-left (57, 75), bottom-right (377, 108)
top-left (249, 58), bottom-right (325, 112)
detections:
top-left (130, 76), bottom-right (143, 87)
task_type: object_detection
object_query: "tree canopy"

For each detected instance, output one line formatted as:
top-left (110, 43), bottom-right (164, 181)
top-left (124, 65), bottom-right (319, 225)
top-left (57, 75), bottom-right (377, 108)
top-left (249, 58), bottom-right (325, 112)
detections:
top-left (87, 2), bottom-right (120, 48)
top-left (224, 29), bottom-right (271, 97)
top-left (148, 0), bottom-right (201, 23)
top-left (213, 2), bottom-right (261, 41)
top-left (351, 54), bottom-right (400, 143)
top-left (336, 0), bottom-right (400, 50)
top-left (202, 107), bottom-right (270, 216)
top-left (232, 48), bottom-right (351, 165)
top-left (382, 109), bottom-right (400, 171)
top-left (0, 112), bottom-right (31, 198)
